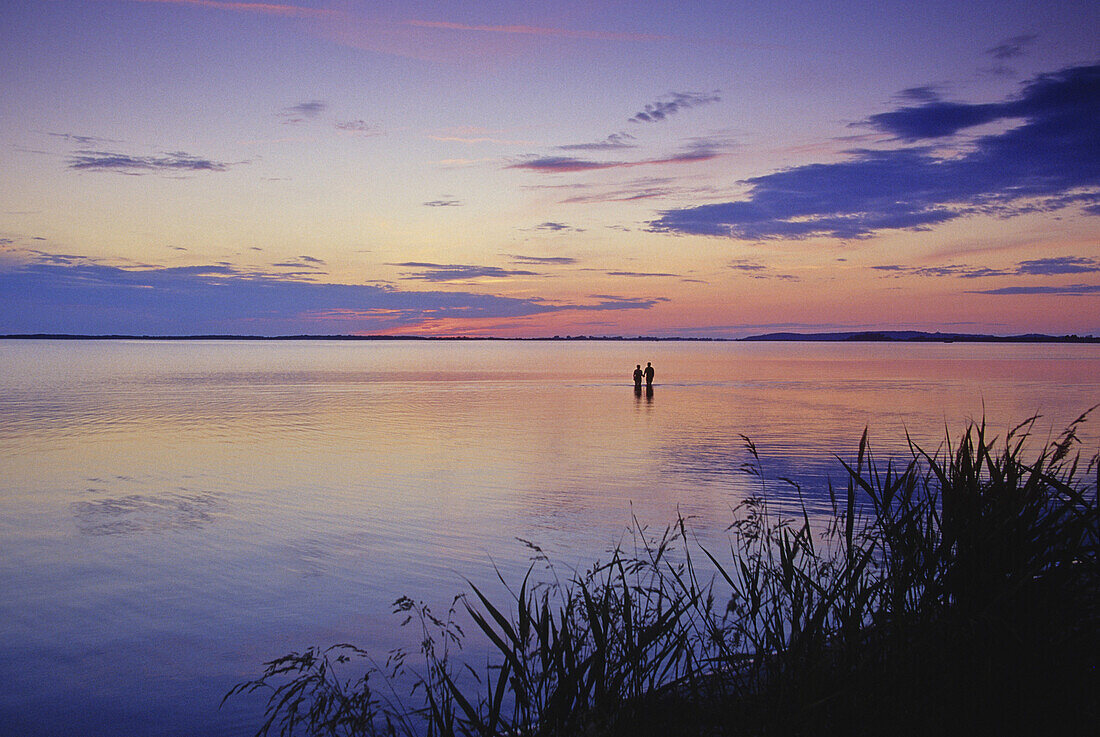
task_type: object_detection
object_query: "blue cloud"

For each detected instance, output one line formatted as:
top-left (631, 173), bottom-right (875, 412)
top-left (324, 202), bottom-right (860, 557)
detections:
top-left (729, 260), bottom-right (767, 272)
top-left (866, 102), bottom-right (1004, 141)
top-left (874, 256), bottom-right (1099, 279)
top-left (511, 156), bottom-right (623, 172)
top-left (868, 63), bottom-right (1097, 140)
top-left (579, 295), bottom-right (669, 309)
top-left (0, 259), bottom-right (659, 335)
top-left (969, 284), bottom-right (1100, 295)
top-left (68, 150), bottom-right (232, 174)
top-left (511, 143), bottom-right (724, 174)
top-left (335, 119), bottom-right (381, 135)
top-left (872, 264), bottom-right (1012, 278)
top-left (281, 100), bottom-right (326, 123)
top-left (650, 64), bottom-right (1100, 240)
top-left (393, 262), bottom-right (540, 282)
top-left (48, 132), bottom-right (123, 145)
top-left (532, 221), bottom-right (585, 232)
top-left (896, 85), bottom-right (943, 103)
top-left (507, 255), bottom-right (578, 265)
top-left (985, 33), bottom-right (1038, 61)
top-left (729, 259), bottom-right (800, 281)
top-left (1015, 256), bottom-right (1100, 275)
top-left (629, 92), bottom-right (720, 124)
top-left (557, 133), bottom-right (637, 151)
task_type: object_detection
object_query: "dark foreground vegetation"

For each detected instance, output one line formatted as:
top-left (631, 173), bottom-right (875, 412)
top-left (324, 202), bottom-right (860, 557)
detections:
top-left (228, 412), bottom-right (1099, 736)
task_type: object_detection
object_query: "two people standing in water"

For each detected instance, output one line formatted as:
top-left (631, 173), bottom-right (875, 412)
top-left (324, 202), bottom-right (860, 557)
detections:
top-left (632, 362), bottom-right (655, 394)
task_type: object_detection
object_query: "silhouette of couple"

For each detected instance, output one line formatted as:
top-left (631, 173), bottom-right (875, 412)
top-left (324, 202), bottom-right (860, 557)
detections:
top-left (632, 362), bottom-right (654, 392)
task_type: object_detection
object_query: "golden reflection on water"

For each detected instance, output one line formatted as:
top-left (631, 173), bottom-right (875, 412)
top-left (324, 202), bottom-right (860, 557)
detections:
top-left (0, 339), bottom-right (1097, 736)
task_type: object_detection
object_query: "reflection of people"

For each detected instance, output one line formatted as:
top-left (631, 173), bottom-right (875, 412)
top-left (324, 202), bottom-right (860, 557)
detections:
top-left (633, 364), bottom-right (644, 389)
top-left (643, 362), bottom-right (654, 387)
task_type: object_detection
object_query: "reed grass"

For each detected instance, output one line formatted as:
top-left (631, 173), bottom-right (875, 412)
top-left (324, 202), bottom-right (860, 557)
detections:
top-left (228, 411), bottom-right (1098, 736)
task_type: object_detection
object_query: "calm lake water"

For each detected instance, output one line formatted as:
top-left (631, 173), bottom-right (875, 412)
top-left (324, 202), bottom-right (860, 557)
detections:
top-left (1, 339), bottom-right (1097, 735)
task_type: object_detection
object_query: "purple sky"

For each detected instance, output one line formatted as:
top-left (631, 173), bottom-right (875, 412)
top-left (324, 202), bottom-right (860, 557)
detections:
top-left (1, 1), bottom-right (1097, 336)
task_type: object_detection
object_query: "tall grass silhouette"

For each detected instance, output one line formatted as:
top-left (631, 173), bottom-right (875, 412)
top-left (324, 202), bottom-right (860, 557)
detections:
top-left (227, 411), bottom-right (1098, 736)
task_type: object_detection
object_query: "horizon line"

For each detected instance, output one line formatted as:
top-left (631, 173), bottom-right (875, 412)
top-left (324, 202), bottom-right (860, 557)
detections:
top-left (2, 331), bottom-right (1097, 343)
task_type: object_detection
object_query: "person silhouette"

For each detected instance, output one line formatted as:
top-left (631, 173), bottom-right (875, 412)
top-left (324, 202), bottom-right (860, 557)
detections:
top-left (633, 364), bottom-right (644, 390)
top-left (643, 362), bottom-right (654, 388)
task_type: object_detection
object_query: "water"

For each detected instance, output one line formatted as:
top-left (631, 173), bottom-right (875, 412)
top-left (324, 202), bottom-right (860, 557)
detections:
top-left (1, 339), bottom-right (1097, 735)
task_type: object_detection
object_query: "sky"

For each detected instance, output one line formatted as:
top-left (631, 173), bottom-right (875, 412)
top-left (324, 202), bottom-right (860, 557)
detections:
top-left (1, 0), bottom-right (1097, 337)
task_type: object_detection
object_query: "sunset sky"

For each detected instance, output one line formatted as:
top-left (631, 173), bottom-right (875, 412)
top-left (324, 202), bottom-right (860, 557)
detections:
top-left (1, 0), bottom-right (1097, 337)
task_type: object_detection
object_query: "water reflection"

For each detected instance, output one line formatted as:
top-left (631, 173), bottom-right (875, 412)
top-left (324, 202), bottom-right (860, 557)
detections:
top-left (0, 339), bottom-right (1097, 737)
top-left (71, 490), bottom-right (223, 536)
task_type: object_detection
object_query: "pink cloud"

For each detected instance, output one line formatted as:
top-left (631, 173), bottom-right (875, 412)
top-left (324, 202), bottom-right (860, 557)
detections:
top-left (428, 135), bottom-right (534, 145)
top-left (139, 5), bottom-right (673, 63)
top-left (128, 0), bottom-right (337, 19)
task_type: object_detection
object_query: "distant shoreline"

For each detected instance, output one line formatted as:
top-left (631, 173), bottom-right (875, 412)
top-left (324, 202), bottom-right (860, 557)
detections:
top-left (2, 331), bottom-right (1098, 343)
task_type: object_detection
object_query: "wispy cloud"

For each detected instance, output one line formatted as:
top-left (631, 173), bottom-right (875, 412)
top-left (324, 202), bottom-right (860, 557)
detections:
top-left (628, 91), bottom-right (720, 124)
top-left (980, 34), bottom-right (1038, 77)
top-left (432, 157), bottom-right (497, 168)
top-left (985, 33), bottom-right (1038, 60)
top-left (47, 132), bottom-right (123, 146)
top-left (269, 255), bottom-right (327, 274)
top-left (729, 260), bottom-right (766, 272)
top-left (392, 262), bottom-right (539, 282)
top-left (729, 259), bottom-right (800, 281)
top-left (531, 221), bottom-right (584, 232)
top-left (511, 156), bottom-right (624, 173)
top-left (895, 85), bottom-right (944, 103)
top-left (968, 284), bottom-right (1100, 295)
top-left (651, 64), bottom-right (1100, 240)
top-left (561, 187), bottom-right (671, 204)
top-left (577, 294), bottom-right (670, 310)
top-left (428, 135), bottom-right (531, 145)
top-left (130, 4), bottom-right (673, 66)
top-left (605, 270), bottom-right (678, 278)
top-left (871, 264), bottom-right (1012, 279)
top-left (547, 176), bottom-right (685, 204)
top-left (426, 126), bottom-right (532, 145)
top-left (557, 133), bottom-right (637, 151)
top-left (403, 19), bottom-right (671, 43)
top-left (128, 0), bottom-right (336, 20)
top-left (510, 143), bottom-right (724, 174)
top-left (335, 119), bottom-right (382, 136)
top-left (280, 100), bottom-right (326, 124)
top-left (423, 198), bottom-right (463, 207)
top-left (67, 150), bottom-right (233, 174)
top-left (507, 255), bottom-right (579, 265)
top-left (1015, 256), bottom-right (1100, 275)
top-left (873, 256), bottom-right (1100, 279)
